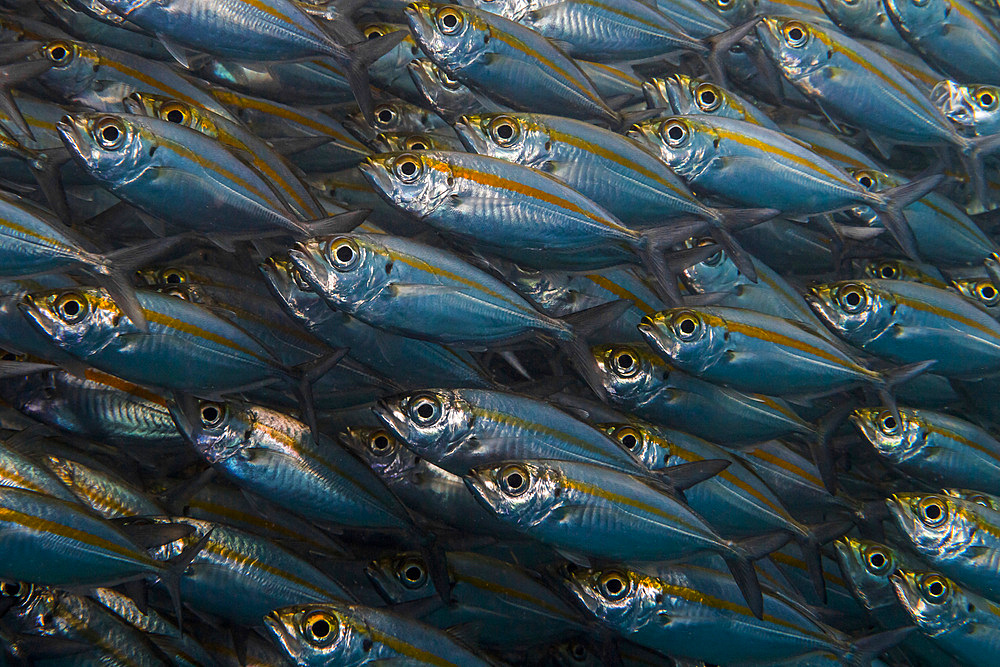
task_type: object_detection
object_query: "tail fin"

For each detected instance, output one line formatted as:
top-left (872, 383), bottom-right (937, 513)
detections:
top-left (808, 401), bottom-right (858, 494)
top-left (27, 146), bottom-right (72, 224)
top-left (796, 519), bottom-right (853, 603)
top-left (651, 458), bottom-right (730, 493)
top-left (559, 299), bottom-right (633, 400)
top-left (872, 174), bottom-right (944, 260)
top-left (296, 209), bottom-right (369, 238)
top-left (159, 527), bottom-right (213, 633)
top-left (702, 18), bottom-right (761, 89)
top-left (962, 133), bottom-right (1000, 209)
top-left (288, 349), bottom-right (349, 441)
top-left (874, 360), bottom-right (935, 430)
top-left (345, 31), bottom-right (409, 125)
top-left (725, 531), bottom-right (791, 618)
top-left (637, 223), bottom-right (711, 304)
top-left (846, 627), bottom-right (916, 667)
top-left (0, 58), bottom-right (55, 142)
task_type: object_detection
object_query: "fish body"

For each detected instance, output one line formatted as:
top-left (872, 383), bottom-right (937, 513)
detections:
top-left (193, 57), bottom-right (353, 105)
top-left (407, 57), bottom-right (506, 122)
top-left (644, 73), bottom-right (780, 130)
top-left (816, 0), bottom-right (912, 48)
top-left (933, 80), bottom-right (1000, 137)
top-left (45, 455), bottom-right (163, 518)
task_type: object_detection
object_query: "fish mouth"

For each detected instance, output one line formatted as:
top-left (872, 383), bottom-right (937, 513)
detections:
top-left (404, 4), bottom-right (437, 46)
top-left (262, 612), bottom-right (295, 653)
top-left (885, 495), bottom-right (918, 537)
top-left (56, 115), bottom-right (89, 160)
top-left (357, 157), bottom-right (394, 195)
top-left (888, 570), bottom-right (921, 611)
top-left (287, 247), bottom-right (324, 290)
top-left (17, 295), bottom-right (58, 339)
top-left (462, 468), bottom-right (493, 510)
top-left (452, 116), bottom-right (488, 154)
top-left (371, 399), bottom-right (408, 441)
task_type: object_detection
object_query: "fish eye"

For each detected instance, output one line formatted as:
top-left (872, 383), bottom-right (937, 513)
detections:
top-left (198, 401), bottom-right (226, 428)
top-left (920, 574), bottom-right (949, 602)
top-left (93, 116), bottom-right (127, 150)
top-left (362, 25), bottom-right (385, 39)
top-left (498, 464), bottom-right (530, 496)
top-left (489, 116), bottom-right (520, 146)
top-left (966, 493), bottom-right (991, 507)
top-left (404, 135), bottom-right (430, 151)
top-left (976, 87), bottom-right (998, 110)
top-left (368, 430), bottom-right (395, 456)
top-left (45, 40), bottom-right (74, 65)
top-left (975, 281), bottom-right (1000, 305)
top-left (159, 101), bottom-right (191, 126)
top-left (782, 21), bottom-right (809, 47)
top-left (912, 0), bottom-right (929, 6)
top-left (877, 410), bottom-right (899, 434)
top-left (672, 311), bottom-right (703, 341)
top-left (0, 581), bottom-right (30, 600)
top-left (409, 394), bottom-right (442, 425)
top-left (160, 268), bottom-right (188, 284)
top-left (598, 571), bottom-right (629, 600)
top-left (392, 154), bottom-right (423, 183)
top-left (569, 642), bottom-right (588, 661)
top-left (395, 558), bottom-right (427, 589)
top-left (864, 546), bottom-right (891, 574)
top-left (918, 497), bottom-right (948, 527)
top-left (326, 237), bottom-right (360, 271)
top-left (436, 7), bottom-right (465, 34)
top-left (695, 83), bottom-right (722, 112)
top-left (836, 284), bottom-right (867, 313)
top-left (875, 262), bottom-right (897, 279)
top-left (716, 0), bottom-right (734, 8)
top-left (374, 105), bottom-right (397, 127)
top-left (854, 171), bottom-right (877, 190)
top-left (54, 292), bottom-right (89, 323)
top-left (612, 426), bottom-right (643, 451)
top-left (661, 119), bottom-right (689, 148)
top-left (302, 611), bottom-right (339, 646)
top-left (610, 347), bottom-right (640, 377)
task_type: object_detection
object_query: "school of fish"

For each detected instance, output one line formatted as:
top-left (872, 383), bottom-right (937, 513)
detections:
top-left (0, 0), bottom-right (996, 663)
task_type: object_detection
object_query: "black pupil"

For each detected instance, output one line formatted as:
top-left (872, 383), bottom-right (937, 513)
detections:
top-left (929, 581), bottom-right (944, 596)
top-left (869, 552), bottom-right (886, 568)
top-left (572, 644), bottom-right (586, 659)
top-left (311, 619), bottom-right (330, 638)
top-left (605, 578), bottom-right (623, 594)
top-left (1, 583), bottom-right (17, 595)
top-left (368, 29), bottom-right (382, 39)
top-left (405, 565), bottom-right (422, 581)
top-left (51, 46), bottom-right (67, 60)
top-left (845, 291), bottom-right (861, 307)
top-left (860, 176), bottom-right (873, 188)
top-left (101, 125), bottom-right (120, 143)
top-left (925, 503), bottom-right (941, 520)
top-left (62, 299), bottom-right (80, 316)
top-left (443, 12), bottom-right (458, 27)
top-left (700, 90), bottom-right (717, 106)
top-left (621, 433), bottom-right (638, 449)
top-left (983, 285), bottom-right (997, 299)
top-left (679, 318), bottom-right (696, 335)
top-left (335, 244), bottom-right (354, 263)
top-left (668, 125), bottom-right (684, 141)
top-left (983, 93), bottom-right (994, 105)
top-left (496, 123), bottom-right (514, 139)
top-left (202, 406), bottom-right (219, 423)
top-left (165, 272), bottom-right (182, 283)
top-left (410, 141), bottom-right (426, 150)
top-left (377, 108), bottom-right (394, 123)
top-left (505, 471), bottom-right (524, 489)
top-left (416, 402), bottom-right (434, 419)
top-left (882, 415), bottom-right (897, 430)
top-left (789, 28), bottom-right (803, 40)
top-left (880, 266), bottom-right (895, 278)
top-left (372, 434), bottom-right (390, 450)
top-left (165, 109), bottom-right (184, 123)
top-left (400, 160), bottom-right (417, 176)
top-left (617, 353), bottom-right (634, 369)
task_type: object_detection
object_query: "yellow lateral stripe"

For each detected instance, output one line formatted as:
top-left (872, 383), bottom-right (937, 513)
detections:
top-left (745, 448), bottom-right (824, 487)
top-left (713, 127), bottom-right (851, 185)
top-left (469, 405), bottom-right (612, 458)
top-left (894, 294), bottom-right (1000, 342)
top-left (562, 476), bottom-right (702, 534)
top-left (491, 31), bottom-right (607, 108)
top-left (585, 274), bottom-right (657, 315)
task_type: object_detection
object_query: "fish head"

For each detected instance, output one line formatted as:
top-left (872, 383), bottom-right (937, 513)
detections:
top-left (590, 344), bottom-right (666, 405)
top-left (600, 421), bottom-right (670, 471)
top-left (833, 536), bottom-right (900, 610)
top-left (850, 406), bottom-right (925, 463)
top-left (627, 116), bottom-right (715, 180)
top-left (337, 425), bottom-right (416, 480)
top-left (11, 584), bottom-right (59, 632)
top-left (680, 238), bottom-right (739, 293)
top-left (952, 278), bottom-right (1000, 310)
top-left (805, 280), bottom-right (892, 342)
top-left (455, 113), bottom-right (549, 165)
top-left (638, 309), bottom-right (726, 375)
top-left (406, 58), bottom-right (476, 112)
top-left (854, 257), bottom-right (919, 282)
top-left (375, 132), bottom-right (457, 152)
top-left (35, 39), bottom-right (99, 99)
top-left (123, 92), bottom-right (219, 139)
top-left (0, 580), bottom-right (37, 622)
top-left (816, 0), bottom-right (885, 38)
top-left (883, 0), bottom-right (947, 39)
top-left (134, 265), bottom-right (191, 288)
top-left (260, 254), bottom-right (328, 319)
top-left (360, 151), bottom-right (454, 219)
top-left (168, 395), bottom-right (253, 465)
top-left (931, 80), bottom-right (1000, 135)
top-left (887, 492), bottom-right (974, 555)
top-left (890, 569), bottom-right (965, 636)
top-left (288, 234), bottom-right (391, 313)
top-left (465, 460), bottom-right (565, 527)
top-left (562, 566), bottom-right (659, 632)
top-left (372, 389), bottom-right (473, 459)
top-left (699, 0), bottom-right (756, 24)
top-left (265, 604), bottom-right (361, 667)
top-left (406, 4), bottom-right (493, 71)
top-left (354, 100), bottom-right (443, 136)
top-left (943, 488), bottom-right (1000, 512)
top-left (57, 111), bottom-right (149, 186)
top-left (365, 552), bottom-right (435, 603)
top-left (756, 17), bottom-right (831, 79)
top-left (20, 287), bottom-right (135, 358)
top-left (845, 168), bottom-right (900, 222)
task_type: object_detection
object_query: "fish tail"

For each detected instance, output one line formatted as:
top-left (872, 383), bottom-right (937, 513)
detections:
top-left (288, 348), bottom-right (350, 441)
top-left (27, 145), bottom-right (72, 224)
top-left (702, 18), bottom-right (761, 90)
top-left (873, 360), bottom-right (935, 432)
top-left (705, 207), bottom-right (779, 283)
top-left (961, 133), bottom-right (1000, 209)
top-left (158, 527), bottom-right (214, 633)
top-left (295, 208), bottom-right (370, 239)
top-left (872, 173), bottom-right (944, 260)
top-left (638, 223), bottom-right (717, 304)
top-left (807, 400), bottom-right (858, 494)
top-left (344, 31), bottom-right (409, 125)
top-left (725, 531), bottom-right (791, 619)
top-left (0, 57), bottom-right (56, 142)
top-left (647, 458), bottom-right (730, 497)
top-left (845, 627), bottom-right (916, 667)
top-left (558, 299), bottom-right (633, 400)
top-left (795, 519), bottom-right (853, 603)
